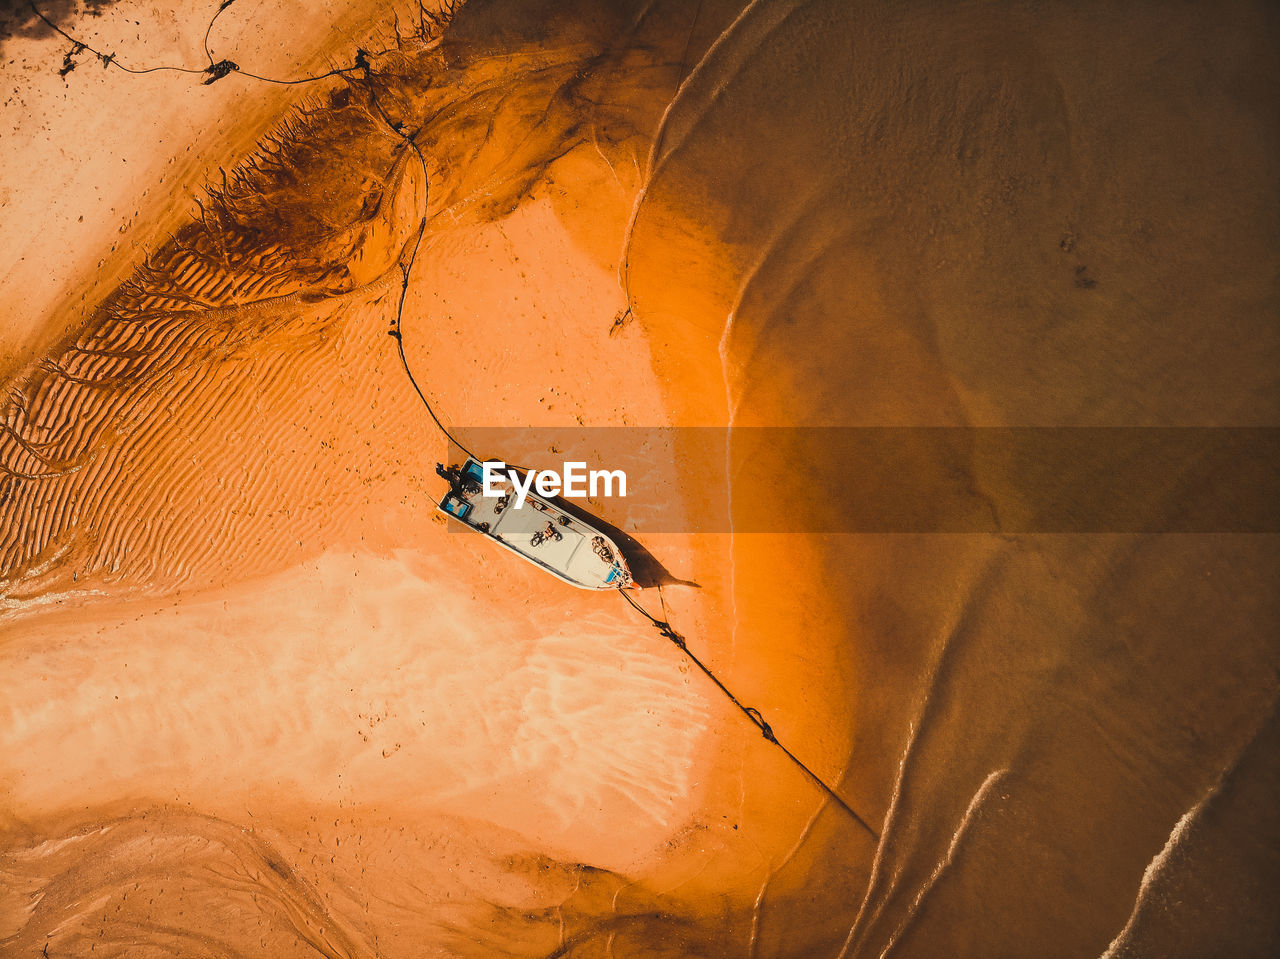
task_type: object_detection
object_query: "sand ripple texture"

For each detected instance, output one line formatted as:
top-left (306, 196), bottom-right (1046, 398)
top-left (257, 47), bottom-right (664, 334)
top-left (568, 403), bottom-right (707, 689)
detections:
top-left (0, 76), bottom-right (420, 608)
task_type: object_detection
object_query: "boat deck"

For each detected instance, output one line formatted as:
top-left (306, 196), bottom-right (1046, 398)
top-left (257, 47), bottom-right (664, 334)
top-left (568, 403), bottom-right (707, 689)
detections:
top-left (439, 460), bottom-right (629, 589)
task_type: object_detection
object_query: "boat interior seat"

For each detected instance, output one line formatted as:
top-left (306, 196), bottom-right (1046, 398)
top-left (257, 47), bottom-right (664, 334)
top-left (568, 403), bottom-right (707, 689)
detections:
top-left (442, 497), bottom-right (472, 520)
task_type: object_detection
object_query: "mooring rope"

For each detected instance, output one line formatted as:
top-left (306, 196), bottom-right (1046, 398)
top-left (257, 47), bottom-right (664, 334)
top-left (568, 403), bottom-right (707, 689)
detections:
top-left (360, 56), bottom-right (481, 464)
top-left (28, 0), bottom-right (368, 85)
top-left (619, 587), bottom-right (880, 840)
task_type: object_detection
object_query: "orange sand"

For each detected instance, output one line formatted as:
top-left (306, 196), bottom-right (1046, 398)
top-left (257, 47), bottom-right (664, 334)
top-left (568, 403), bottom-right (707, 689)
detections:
top-left (1, 8), bottom-right (784, 952)
top-left (3, 0), bottom-right (1278, 957)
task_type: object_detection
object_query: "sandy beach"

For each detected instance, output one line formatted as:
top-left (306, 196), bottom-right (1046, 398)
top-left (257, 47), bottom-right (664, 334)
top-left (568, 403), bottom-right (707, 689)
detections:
top-left (2, 0), bottom-right (1277, 956)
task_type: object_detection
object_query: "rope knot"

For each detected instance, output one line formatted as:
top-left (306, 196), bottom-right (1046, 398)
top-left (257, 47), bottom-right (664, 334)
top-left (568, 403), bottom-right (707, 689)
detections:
top-left (658, 623), bottom-right (685, 649)
top-left (745, 707), bottom-right (776, 742)
top-left (202, 59), bottom-right (239, 84)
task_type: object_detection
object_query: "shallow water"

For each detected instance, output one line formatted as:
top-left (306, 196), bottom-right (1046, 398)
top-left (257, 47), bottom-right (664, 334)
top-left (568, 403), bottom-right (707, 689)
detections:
top-left (2, 0), bottom-right (1278, 956)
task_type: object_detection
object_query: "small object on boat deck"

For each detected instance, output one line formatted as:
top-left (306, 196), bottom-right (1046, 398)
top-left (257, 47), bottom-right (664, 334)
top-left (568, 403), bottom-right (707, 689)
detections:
top-left (436, 457), bottom-right (634, 590)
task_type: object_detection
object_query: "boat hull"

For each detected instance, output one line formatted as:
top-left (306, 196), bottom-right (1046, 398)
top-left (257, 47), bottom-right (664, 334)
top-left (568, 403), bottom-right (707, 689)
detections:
top-left (436, 458), bottom-right (633, 590)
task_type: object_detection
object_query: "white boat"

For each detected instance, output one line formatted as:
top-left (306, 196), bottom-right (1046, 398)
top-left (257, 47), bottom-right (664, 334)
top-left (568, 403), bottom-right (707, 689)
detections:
top-left (435, 457), bottom-right (634, 590)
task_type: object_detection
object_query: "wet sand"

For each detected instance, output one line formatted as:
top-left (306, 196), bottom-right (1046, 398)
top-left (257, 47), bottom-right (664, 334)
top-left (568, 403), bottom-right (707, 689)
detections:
top-left (3, 0), bottom-right (1278, 956)
top-left (0, 0), bottom-right (390, 380)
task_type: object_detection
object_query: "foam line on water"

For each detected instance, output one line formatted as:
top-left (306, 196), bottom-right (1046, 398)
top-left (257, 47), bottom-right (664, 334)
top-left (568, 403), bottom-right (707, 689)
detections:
top-left (1099, 696), bottom-right (1277, 959)
top-left (878, 769), bottom-right (1009, 958)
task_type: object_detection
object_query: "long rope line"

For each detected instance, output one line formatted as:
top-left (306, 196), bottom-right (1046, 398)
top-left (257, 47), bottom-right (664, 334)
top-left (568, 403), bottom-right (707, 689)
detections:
top-left (361, 60), bottom-right (480, 463)
top-left (202, 0), bottom-right (231, 66)
top-left (30, 0), bottom-right (204, 77)
top-left (29, 0), bottom-right (367, 85)
top-left (610, 1), bottom-right (883, 843)
top-left (619, 588), bottom-right (880, 841)
top-left (386, 230), bottom-right (478, 464)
